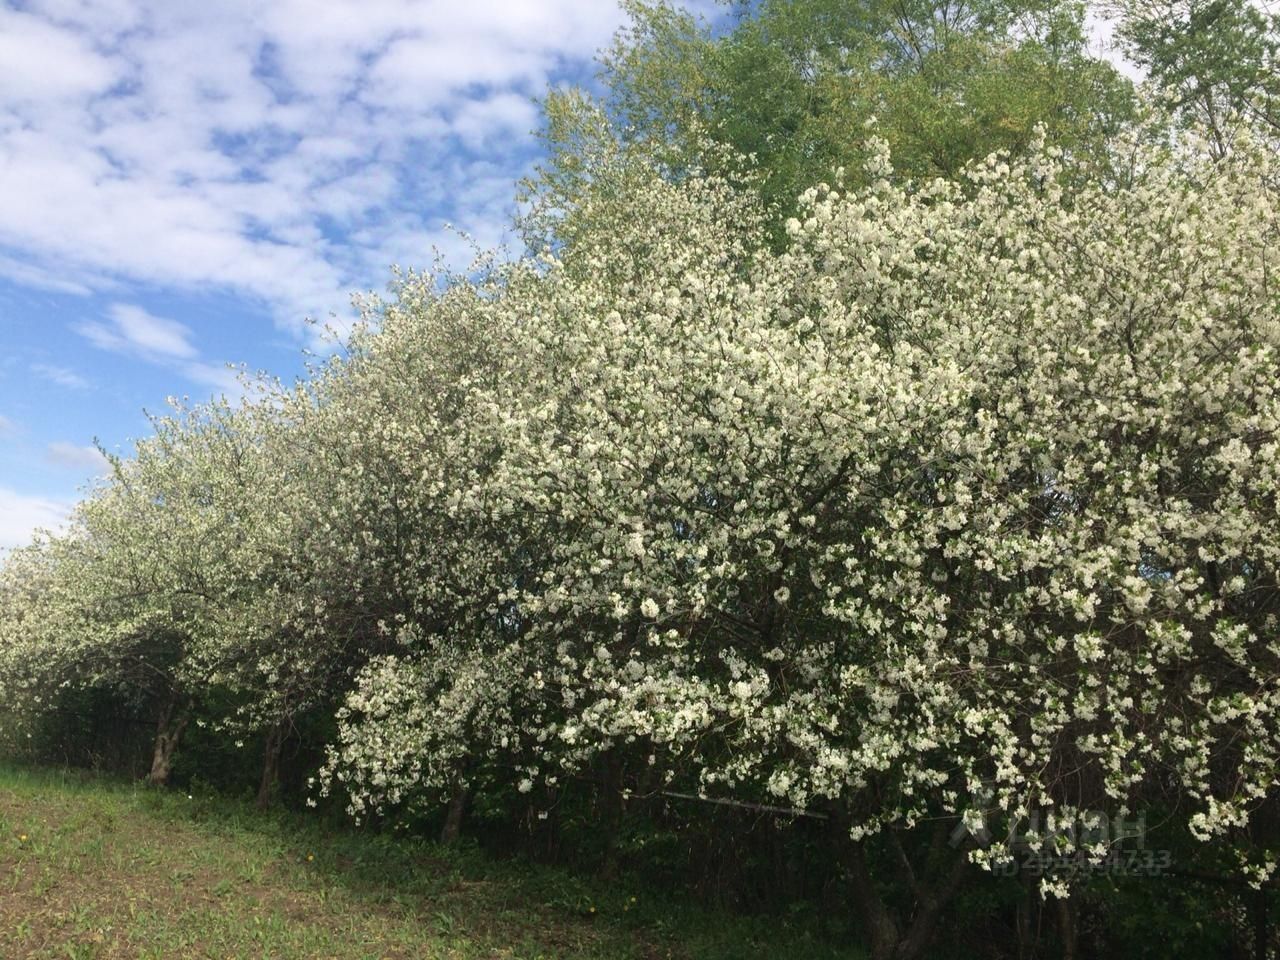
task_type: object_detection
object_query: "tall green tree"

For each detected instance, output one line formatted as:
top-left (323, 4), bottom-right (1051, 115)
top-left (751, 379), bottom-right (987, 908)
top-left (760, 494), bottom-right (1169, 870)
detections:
top-left (1116, 0), bottom-right (1279, 152)
top-left (526, 0), bottom-right (1137, 245)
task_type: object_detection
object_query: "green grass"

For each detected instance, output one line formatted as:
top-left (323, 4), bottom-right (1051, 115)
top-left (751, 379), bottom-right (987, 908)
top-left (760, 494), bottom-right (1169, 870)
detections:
top-left (0, 764), bottom-right (862, 959)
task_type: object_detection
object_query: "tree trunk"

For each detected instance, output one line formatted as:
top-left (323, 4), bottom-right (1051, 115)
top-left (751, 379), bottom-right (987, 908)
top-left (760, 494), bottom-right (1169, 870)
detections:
top-left (1250, 885), bottom-right (1268, 960)
top-left (1056, 895), bottom-right (1078, 960)
top-left (147, 693), bottom-right (190, 787)
top-left (847, 840), bottom-right (902, 960)
top-left (841, 818), bottom-right (972, 960)
top-left (530, 785), bottom-right (561, 862)
top-left (1016, 871), bottom-right (1038, 959)
top-left (440, 784), bottom-right (468, 844)
top-left (600, 751), bottom-right (625, 878)
top-left (256, 721), bottom-right (286, 810)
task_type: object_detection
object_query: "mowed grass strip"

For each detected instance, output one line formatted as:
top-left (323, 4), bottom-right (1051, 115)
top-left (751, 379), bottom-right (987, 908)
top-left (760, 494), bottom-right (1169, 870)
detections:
top-left (0, 765), bottom-right (858, 960)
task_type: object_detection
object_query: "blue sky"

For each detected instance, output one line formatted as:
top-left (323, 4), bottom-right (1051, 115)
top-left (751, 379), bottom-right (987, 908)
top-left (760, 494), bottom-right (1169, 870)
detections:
top-left (0, 0), bottom-right (686, 550)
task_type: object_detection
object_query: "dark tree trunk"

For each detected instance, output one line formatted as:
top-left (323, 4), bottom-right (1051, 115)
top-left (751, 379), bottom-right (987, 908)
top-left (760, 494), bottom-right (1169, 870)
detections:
top-left (1251, 885), bottom-right (1269, 960)
top-left (530, 785), bottom-right (562, 862)
top-left (440, 784), bottom-right (468, 844)
top-left (256, 721), bottom-right (286, 810)
top-left (1016, 871), bottom-right (1038, 959)
top-left (847, 839), bottom-right (901, 960)
top-left (600, 751), bottom-right (625, 878)
top-left (839, 816), bottom-right (972, 960)
top-left (1056, 894), bottom-right (1078, 960)
top-left (147, 693), bottom-right (190, 787)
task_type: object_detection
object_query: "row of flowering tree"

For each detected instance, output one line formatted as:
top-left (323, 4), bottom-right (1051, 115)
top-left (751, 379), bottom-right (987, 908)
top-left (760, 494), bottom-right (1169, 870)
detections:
top-left (2, 122), bottom-right (1279, 956)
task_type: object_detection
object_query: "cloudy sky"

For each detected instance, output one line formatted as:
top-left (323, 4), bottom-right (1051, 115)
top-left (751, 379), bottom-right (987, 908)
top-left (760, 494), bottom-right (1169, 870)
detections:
top-left (0, 0), bottom-right (667, 549)
top-left (0, 0), bottom-right (1132, 552)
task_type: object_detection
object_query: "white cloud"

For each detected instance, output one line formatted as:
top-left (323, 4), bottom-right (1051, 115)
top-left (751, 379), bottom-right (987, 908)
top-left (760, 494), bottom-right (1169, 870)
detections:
top-left (0, 251), bottom-right (95, 295)
top-left (0, 0), bottom-right (629, 339)
top-left (0, 487), bottom-right (71, 552)
top-left (0, 414), bottom-right (15, 436)
top-left (45, 441), bottom-right (110, 472)
top-left (77, 303), bottom-right (199, 361)
top-left (77, 302), bottom-right (250, 400)
top-left (182, 360), bottom-right (249, 398)
top-left (31, 362), bottom-right (90, 390)
top-left (0, 7), bottom-right (117, 103)
top-left (451, 93), bottom-right (542, 151)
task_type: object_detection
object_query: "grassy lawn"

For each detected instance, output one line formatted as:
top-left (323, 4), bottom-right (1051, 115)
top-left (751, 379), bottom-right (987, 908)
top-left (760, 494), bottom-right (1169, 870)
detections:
top-left (0, 765), bottom-right (860, 960)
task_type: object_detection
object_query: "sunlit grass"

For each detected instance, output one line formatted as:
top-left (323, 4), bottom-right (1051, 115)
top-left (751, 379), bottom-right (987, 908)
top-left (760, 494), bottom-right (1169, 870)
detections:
top-left (0, 764), bottom-right (861, 959)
